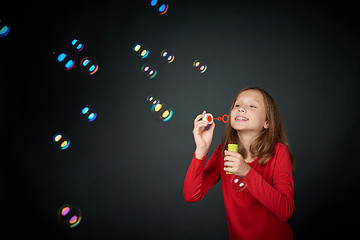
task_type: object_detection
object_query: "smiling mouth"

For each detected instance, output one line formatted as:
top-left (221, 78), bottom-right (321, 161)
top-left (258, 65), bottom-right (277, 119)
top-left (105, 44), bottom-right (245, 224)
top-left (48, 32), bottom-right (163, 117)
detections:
top-left (235, 116), bottom-right (249, 121)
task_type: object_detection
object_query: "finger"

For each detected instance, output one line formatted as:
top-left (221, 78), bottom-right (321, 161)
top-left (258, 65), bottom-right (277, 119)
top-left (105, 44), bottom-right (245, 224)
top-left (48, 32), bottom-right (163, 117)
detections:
top-left (224, 151), bottom-right (241, 158)
top-left (195, 122), bottom-right (209, 130)
top-left (194, 111), bottom-right (207, 124)
top-left (224, 167), bottom-right (235, 173)
top-left (224, 161), bottom-right (234, 167)
top-left (224, 155), bottom-right (239, 162)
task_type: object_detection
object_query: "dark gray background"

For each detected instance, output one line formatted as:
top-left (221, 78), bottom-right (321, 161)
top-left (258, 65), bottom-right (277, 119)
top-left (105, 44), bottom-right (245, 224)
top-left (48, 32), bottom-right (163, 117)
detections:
top-left (2, 0), bottom-right (359, 239)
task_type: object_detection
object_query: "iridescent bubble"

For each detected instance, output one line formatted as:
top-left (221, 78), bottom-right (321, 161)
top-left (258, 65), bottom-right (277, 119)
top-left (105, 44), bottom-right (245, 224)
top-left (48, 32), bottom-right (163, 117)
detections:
top-left (71, 38), bottom-right (84, 52)
top-left (160, 49), bottom-right (175, 63)
top-left (230, 175), bottom-right (248, 192)
top-left (193, 59), bottom-right (207, 73)
top-left (0, 19), bottom-right (10, 37)
top-left (81, 106), bottom-right (97, 122)
top-left (141, 63), bottom-right (157, 79)
top-left (53, 133), bottom-right (70, 150)
top-left (146, 95), bottom-right (173, 122)
top-left (57, 204), bottom-right (82, 228)
top-left (57, 53), bottom-right (75, 70)
top-left (133, 43), bottom-right (149, 59)
top-left (149, 0), bottom-right (169, 15)
top-left (80, 56), bottom-right (99, 75)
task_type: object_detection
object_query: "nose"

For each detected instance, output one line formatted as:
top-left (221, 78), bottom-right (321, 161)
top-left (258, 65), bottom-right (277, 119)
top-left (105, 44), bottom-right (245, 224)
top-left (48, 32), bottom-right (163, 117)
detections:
top-left (238, 107), bottom-right (246, 113)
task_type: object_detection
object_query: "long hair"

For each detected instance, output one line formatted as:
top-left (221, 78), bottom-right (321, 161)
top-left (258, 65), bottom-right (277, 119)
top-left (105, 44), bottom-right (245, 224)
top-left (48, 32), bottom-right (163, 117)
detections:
top-left (221, 87), bottom-right (296, 171)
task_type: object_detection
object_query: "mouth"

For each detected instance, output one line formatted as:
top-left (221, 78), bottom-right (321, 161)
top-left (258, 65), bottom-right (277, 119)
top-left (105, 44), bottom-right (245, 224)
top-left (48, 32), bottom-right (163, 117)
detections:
top-left (234, 115), bottom-right (249, 121)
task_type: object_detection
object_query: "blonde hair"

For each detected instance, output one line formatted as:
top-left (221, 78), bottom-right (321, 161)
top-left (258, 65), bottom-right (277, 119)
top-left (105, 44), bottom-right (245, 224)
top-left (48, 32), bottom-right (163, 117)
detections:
top-left (221, 87), bottom-right (296, 171)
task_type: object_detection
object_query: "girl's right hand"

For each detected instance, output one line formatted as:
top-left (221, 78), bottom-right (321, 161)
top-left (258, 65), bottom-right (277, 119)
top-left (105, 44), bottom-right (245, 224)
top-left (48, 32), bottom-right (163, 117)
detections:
top-left (193, 110), bottom-right (215, 159)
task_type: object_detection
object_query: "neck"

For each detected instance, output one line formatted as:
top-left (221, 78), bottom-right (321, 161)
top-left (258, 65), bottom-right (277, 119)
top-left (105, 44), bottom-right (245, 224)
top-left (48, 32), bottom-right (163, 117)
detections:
top-left (237, 130), bottom-right (258, 153)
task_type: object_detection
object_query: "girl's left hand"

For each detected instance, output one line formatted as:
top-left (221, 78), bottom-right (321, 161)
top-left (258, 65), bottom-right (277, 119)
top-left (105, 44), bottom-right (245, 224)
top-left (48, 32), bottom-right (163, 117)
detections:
top-left (223, 150), bottom-right (251, 178)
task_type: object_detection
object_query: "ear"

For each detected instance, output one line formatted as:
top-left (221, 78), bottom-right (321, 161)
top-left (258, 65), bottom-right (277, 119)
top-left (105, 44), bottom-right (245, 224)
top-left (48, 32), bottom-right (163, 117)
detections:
top-left (264, 121), bottom-right (269, 130)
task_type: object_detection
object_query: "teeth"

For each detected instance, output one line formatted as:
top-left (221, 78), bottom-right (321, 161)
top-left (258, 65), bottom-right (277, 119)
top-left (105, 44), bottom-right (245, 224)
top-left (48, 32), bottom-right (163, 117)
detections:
top-left (236, 117), bottom-right (248, 120)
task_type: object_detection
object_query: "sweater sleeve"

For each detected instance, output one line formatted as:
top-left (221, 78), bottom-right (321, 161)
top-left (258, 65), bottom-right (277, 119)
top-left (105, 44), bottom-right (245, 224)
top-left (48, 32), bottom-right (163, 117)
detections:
top-left (183, 145), bottom-right (221, 202)
top-left (245, 144), bottom-right (295, 221)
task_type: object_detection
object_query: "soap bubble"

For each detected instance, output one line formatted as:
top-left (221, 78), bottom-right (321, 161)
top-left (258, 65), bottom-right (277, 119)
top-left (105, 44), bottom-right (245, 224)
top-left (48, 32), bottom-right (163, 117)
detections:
top-left (133, 43), bottom-right (149, 59)
top-left (80, 56), bottom-right (99, 75)
top-left (149, 0), bottom-right (169, 15)
top-left (81, 106), bottom-right (97, 122)
top-left (71, 38), bottom-right (84, 52)
top-left (230, 175), bottom-right (247, 192)
top-left (193, 59), bottom-right (207, 73)
top-left (141, 63), bottom-right (157, 79)
top-left (57, 53), bottom-right (75, 70)
top-left (53, 133), bottom-right (70, 150)
top-left (0, 19), bottom-right (10, 37)
top-left (146, 95), bottom-right (173, 122)
top-left (57, 204), bottom-right (82, 228)
top-left (160, 49), bottom-right (175, 63)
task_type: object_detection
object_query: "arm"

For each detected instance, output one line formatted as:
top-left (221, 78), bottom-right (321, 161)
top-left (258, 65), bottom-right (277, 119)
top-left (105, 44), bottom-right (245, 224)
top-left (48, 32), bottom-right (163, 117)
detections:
top-left (183, 146), bottom-right (221, 202)
top-left (246, 145), bottom-right (295, 221)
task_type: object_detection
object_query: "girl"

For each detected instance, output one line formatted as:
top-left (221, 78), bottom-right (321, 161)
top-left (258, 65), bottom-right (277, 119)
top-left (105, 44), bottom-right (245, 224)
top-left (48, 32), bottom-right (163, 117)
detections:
top-left (183, 87), bottom-right (295, 240)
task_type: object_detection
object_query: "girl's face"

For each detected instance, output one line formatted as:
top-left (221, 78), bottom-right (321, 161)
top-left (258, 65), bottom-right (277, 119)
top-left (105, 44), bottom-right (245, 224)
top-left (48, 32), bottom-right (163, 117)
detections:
top-left (230, 89), bottom-right (269, 133)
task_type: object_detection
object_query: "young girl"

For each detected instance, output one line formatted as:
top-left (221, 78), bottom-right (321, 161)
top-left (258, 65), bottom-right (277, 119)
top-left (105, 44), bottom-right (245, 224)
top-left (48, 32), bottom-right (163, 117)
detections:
top-left (183, 87), bottom-right (295, 240)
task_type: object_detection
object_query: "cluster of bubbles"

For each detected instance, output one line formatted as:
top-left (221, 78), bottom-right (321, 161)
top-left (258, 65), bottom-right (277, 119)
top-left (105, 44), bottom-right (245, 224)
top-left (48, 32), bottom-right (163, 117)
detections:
top-left (146, 95), bottom-right (173, 122)
top-left (52, 105), bottom-right (97, 151)
top-left (149, 0), bottom-right (169, 15)
top-left (49, 0), bottom-right (207, 228)
top-left (56, 38), bottom-right (99, 75)
top-left (0, 19), bottom-right (10, 37)
top-left (57, 204), bottom-right (82, 228)
top-left (132, 44), bottom-right (176, 121)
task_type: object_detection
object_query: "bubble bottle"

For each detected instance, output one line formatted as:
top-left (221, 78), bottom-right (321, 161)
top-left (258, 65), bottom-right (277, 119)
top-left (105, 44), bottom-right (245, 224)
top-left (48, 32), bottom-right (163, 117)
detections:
top-left (227, 144), bottom-right (248, 192)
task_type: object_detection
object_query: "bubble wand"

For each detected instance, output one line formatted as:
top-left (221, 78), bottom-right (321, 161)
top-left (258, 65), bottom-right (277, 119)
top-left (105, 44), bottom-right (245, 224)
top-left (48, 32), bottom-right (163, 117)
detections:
top-left (202, 113), bottom-right (229, 124)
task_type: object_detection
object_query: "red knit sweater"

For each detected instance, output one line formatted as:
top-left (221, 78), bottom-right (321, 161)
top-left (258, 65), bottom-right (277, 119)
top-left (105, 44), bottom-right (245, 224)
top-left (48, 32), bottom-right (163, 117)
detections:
top-left (183, 143), bottom-right (294, 240)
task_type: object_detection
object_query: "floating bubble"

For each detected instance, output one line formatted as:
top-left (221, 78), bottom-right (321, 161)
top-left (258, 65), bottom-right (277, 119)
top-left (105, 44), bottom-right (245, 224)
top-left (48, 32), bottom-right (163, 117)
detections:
top-left (0, 19), bottom-right (10, 37)
top-left (230, 175), bottom-right (248, 192)
top-left (141, 63), bottom-right (157, 79)
top-left (160, 49), bottom-right (175, 63)
top-left (133, 43), bottom-right (149, 59)
top-left (57, 53), bottom-right (75, 70)
top-left (80, 56), bottom-right (99, 75)
top-left (81, 106), bottom-right (97, 122)
top-left (57, 204), bottom-right (82, 228)
top-left (193, 59), bottom-right (207, 73)
top-left (53, 133), bottom-right (70, 150)
top-left (149, 0), bottom-right (169, 15)
top-left (146, 95), bottom-right (173, 122)
top-left (71, 38), bottom-right (84, 52)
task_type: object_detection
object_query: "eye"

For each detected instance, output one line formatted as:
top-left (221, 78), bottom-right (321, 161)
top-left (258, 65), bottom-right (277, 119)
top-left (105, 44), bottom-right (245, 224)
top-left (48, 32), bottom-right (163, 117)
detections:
top-left (234, 104), bottom-right (240, 108)
top-left (249, 105), bottom-right (256, 108)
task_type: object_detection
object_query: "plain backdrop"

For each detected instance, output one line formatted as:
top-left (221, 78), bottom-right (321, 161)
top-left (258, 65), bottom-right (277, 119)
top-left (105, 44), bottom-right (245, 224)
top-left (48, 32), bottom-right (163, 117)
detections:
top-left (2, 0), bottom-right (360, 239)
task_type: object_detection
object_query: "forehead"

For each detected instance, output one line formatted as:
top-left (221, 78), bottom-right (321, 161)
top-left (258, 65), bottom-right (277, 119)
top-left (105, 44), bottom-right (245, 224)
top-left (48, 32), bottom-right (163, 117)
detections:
top-left (235, 89), bottom-right (264, 104)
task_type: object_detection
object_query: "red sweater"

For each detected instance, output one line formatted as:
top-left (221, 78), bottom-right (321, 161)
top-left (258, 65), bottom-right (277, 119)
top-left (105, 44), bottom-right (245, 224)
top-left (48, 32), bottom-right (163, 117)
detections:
top-left (183, 143), bottom-right (294, 240)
